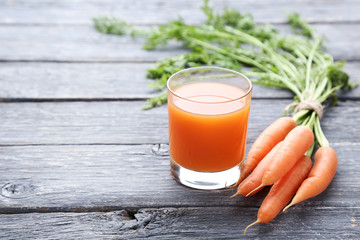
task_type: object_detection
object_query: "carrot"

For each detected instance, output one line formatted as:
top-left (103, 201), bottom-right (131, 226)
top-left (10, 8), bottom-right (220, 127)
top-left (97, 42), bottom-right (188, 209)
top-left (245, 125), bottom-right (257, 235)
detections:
top-left (231, 141), bottom-right (283, 198)
top-left (237, 117), bottom-right (296, 186)
top-left (247, 125), bottom-right (314, 195)
top-left (283, 146), bottom-right (338, 212)
top-left (244, 155), bottom-right (312, 235)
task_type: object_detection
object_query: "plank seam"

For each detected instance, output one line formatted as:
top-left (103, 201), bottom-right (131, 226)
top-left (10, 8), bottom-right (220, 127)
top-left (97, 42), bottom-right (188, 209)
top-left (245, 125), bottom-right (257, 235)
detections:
top-left (0, 59), bottom-right (157, 63)
top-left (0, 98), bottom-right (148, 103)
top-left (0, 205), bottom-right (359, 215)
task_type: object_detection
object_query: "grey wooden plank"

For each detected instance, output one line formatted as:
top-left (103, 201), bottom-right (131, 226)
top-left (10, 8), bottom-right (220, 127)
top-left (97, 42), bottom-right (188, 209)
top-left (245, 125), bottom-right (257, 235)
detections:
top-left (0, 62), bottom-right (358, 100)
top-left (0, 24), bottom-right (359, 62)
top-left (0, 100), bottom-right (359, 145)
top-left (0, 141), bottom-right (359, 211)
top-left (1, 0), bottom-right (360, 25)
top-left (0, 24), bottom-right (187, 62)
top-left (0, 62), bottom-right (156, 99)
top-left (314, 24), bottom-right (360, 62)
top-left (0, 207), bottom-right (359, 239)
top-left (343, 62), bottom-right (360, 99)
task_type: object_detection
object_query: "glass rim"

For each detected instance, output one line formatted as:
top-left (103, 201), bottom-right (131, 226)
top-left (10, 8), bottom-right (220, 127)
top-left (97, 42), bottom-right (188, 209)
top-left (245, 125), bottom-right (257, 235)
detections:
top-left (167, 66), bottom-right (253, 104)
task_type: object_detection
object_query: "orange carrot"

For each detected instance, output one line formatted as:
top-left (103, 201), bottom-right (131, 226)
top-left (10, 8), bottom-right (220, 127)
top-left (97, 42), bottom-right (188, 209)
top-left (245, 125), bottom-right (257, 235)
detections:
top-left (232, 141), bottom-right (283, 198)
top-left (237, 117), bottom-right (296, 185)
top-left (244, 155), bottom-right (312, 235)
top-left (248, 125), bottom-right (314, 195)
top-left (283, 146), bottom-right (338, 211)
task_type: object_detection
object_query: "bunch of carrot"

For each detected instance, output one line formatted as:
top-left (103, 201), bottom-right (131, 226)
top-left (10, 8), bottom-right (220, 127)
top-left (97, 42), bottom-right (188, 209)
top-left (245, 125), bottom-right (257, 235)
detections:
top-left (231, 117), bottom-right (338, 235)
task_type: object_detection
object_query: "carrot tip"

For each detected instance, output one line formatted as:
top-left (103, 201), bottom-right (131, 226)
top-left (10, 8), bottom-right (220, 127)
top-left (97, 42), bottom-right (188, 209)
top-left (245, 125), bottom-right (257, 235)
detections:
top-left (244, 219), bottom-right (260, 236)
top-left (225, 181), bottom-right (237, 189)
top-left (245, 184), bottom-right (264, 197)
top-left (224, 180), bottom-right (238, 189)
top-left (230, 191), bottom-right (240, 199)
top-left (283, 203), bottom-right (293, 212)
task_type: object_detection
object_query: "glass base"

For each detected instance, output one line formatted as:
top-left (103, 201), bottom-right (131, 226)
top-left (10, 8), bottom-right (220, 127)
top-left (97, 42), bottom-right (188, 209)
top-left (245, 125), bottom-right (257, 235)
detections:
top-left (170, 158), bottom-right (240, 190)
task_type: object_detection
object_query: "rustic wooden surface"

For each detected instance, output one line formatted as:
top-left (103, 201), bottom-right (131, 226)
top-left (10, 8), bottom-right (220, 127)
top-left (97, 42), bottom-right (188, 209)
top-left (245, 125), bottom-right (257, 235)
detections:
top-left (0, 0), bottom-right (359, 239)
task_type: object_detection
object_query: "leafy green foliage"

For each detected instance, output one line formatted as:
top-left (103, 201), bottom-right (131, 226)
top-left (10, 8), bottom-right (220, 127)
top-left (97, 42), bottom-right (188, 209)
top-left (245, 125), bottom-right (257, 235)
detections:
top-left (146, 52), bottom-right (218, 90)
top-left (93, 16), bottom-right (147, 37)
top-left (143, 19), bottom-right (190, 50)
top-left (93, 17), bottom-right (132, 35)
top-left (142, 91), bottom-right (167, 110)
top-left (287, 13), bottom-right (315, 38)
top-left (327, 61), bottom-right (350, 89)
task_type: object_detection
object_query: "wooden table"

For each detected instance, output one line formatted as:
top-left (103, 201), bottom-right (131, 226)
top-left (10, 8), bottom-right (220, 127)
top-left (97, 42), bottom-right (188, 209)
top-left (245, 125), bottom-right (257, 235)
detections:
top-left (1, 1), bottom-right (359, 239)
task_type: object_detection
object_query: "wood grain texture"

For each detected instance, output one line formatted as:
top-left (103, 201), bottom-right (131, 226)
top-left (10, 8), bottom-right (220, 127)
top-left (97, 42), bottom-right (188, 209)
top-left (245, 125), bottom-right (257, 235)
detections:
top-left (0, 100), bottom-right (359, 145)
top-left (0, 62), bottom-right (292, 100)
top-left (0, 142), bottom-right (359, 211)
top-left (0, 207), bottom-right (359, 239)
top-left (0, 24), bottom-right (360, 62)
top-left (1, 0), bottom-right (360, 25)
top-left (0, 25), bottom-right (187, 62)
top-left (0, 62), bottom-right (359, 100)
top-left (0, 62), bottom-right (156, 99)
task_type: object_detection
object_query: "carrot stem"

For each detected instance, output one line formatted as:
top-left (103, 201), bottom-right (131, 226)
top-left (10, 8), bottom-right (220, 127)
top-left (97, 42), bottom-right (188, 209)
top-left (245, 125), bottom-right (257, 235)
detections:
top-left (303, 111), bottom-right (316, 130)
top-left (293, 109), bottom-right (310, 124)
top-left (314, 115), bottom-right (329, 147)
top-left (305, 38), bottom-right (321, 90)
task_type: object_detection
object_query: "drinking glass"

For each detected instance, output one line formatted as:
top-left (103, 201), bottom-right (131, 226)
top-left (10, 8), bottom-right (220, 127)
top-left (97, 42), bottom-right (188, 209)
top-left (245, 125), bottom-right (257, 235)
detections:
top-left (167, 67), bottom-right (253, 190)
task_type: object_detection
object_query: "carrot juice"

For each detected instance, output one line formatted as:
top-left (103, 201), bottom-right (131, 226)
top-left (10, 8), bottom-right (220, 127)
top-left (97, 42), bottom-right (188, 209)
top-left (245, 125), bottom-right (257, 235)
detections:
top-left (167, 67), bottom-right (252, 189)
top-left (168, 81), bottom-right (251, 172)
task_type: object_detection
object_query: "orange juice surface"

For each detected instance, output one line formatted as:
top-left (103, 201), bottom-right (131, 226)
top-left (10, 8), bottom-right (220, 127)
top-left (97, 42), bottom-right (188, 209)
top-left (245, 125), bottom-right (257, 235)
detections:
top-left (168, 82), bottom-right (251, 172)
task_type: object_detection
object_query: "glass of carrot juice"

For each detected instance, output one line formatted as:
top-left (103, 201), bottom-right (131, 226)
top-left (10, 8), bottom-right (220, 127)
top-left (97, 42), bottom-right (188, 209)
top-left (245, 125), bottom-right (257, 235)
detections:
top-left (167, 67), bottom-right (252, 190)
